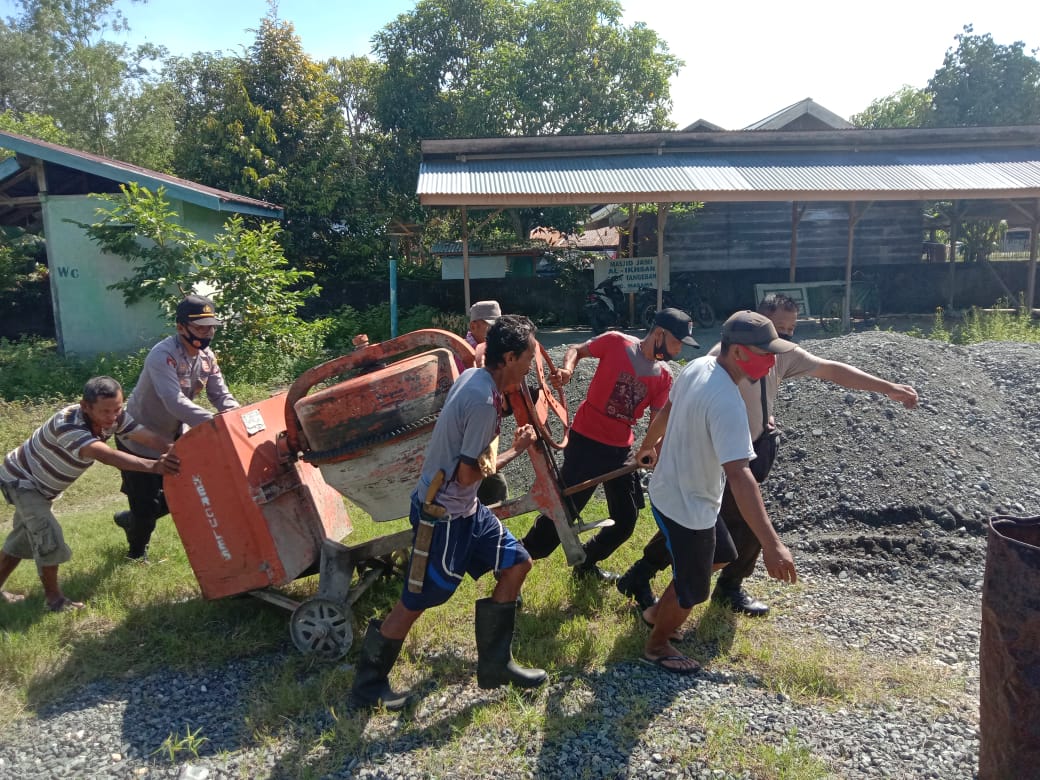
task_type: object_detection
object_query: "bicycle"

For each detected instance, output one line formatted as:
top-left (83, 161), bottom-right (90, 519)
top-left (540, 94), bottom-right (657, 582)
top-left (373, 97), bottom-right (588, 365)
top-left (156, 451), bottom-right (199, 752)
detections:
top-left (818, 274), bottom-right (880, 333)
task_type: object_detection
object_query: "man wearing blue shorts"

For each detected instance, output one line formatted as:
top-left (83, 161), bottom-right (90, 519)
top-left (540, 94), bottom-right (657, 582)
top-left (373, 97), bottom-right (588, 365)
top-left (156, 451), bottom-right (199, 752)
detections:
top-left (351, 314), bottom-right (545, 709)
top-left (633, 311), bottom-right (800, 674)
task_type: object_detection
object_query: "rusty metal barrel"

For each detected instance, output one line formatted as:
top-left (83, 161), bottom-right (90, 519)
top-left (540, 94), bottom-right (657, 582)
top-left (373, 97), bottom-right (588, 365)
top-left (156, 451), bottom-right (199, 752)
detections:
top-left (979, 515), bottom-right (1040, 778)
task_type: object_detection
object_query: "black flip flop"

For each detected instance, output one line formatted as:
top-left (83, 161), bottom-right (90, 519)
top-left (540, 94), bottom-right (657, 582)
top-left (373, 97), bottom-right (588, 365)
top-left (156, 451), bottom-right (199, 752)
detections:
top-left (640, 654), bottom-right (700, 675)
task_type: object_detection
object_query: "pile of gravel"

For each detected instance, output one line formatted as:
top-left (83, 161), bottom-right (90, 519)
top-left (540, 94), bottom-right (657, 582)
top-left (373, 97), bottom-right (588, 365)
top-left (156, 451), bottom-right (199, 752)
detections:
top-left (3, 331), bottom-right (1036, 778)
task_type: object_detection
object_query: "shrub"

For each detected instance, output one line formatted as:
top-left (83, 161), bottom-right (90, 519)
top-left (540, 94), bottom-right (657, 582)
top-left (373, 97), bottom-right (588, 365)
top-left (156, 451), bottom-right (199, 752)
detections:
top-left (929, 302), bottom-right (1040, 345)
top-left (957, 302), bottom-right (1040, 344)
top-left (324, 303), bottom-right (462, 353)
top-left (0, 302), bottom-right (464, 404)
top-left (430, 310), bottom-right (468, 336)
top-left (0, 337), bottom-right (147, 402)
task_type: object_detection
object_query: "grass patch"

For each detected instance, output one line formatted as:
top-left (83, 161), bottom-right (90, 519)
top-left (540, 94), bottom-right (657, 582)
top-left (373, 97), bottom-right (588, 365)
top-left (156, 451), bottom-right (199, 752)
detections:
top-left (923, 303), bottom-right (1040, 344)
top-left (1, 394), bottom-right (971, 774)
top-left (699, 710), bottom-right (829, 780)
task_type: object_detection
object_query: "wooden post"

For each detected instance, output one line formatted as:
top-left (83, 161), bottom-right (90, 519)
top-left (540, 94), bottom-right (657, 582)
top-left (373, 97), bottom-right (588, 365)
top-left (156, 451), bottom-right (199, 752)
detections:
top-left (790, 202), bottom-right (805, 283)
top-left (843, 203), bottom-right (870, 332)
top-left (627, 203), bottom-right (638, 326)
top-left (656, 203), bottom-right (667, 312)
top-left (32, 159), bottom-right (65, 355)
top-left (461, 206), bottom-right (470, 314)
top-left (1027, 200), bottom-right (1040, 315)
top-left (947, 203), bottom-right (959, 312)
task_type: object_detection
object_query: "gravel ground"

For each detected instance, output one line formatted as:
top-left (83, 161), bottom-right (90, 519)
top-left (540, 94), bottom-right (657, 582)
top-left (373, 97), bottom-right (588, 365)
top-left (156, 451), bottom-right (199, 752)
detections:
top-left (3, 330), bottom-right (1037, 779)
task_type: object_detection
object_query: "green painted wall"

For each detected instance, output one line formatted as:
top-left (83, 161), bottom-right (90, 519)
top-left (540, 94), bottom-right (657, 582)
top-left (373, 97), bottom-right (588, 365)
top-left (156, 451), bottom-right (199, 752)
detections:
top-left (182, 201), bottom-right (227, 241)
top-left (41, 195), bottom-right (231, 356)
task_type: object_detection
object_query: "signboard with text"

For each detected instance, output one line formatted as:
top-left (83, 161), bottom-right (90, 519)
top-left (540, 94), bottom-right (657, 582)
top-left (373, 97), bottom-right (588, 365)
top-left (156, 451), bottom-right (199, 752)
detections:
top-left (593, 255), bottom-right (670, 293)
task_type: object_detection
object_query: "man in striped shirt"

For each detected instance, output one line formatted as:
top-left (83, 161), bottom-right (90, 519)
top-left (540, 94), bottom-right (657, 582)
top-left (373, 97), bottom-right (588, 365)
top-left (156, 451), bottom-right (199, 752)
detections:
top-left (0, 376), bottom-right (179, 612)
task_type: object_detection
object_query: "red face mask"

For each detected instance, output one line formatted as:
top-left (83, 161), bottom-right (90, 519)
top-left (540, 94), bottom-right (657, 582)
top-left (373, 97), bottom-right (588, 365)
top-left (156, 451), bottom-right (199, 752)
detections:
top-left (734, 348), bottom-right (775, 380)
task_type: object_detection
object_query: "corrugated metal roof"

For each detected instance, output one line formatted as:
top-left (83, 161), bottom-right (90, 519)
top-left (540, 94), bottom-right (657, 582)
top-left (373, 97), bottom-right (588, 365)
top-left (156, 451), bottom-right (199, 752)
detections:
top-left (0, 130), bottom-right (283, 218)
top-left (418, 127), bottom-right (1040, 207)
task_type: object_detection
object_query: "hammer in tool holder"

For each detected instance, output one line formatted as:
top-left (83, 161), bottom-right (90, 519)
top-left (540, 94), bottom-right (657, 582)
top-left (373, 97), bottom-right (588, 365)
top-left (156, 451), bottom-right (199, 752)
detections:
top-left (408, 469), bottom-right (446, 594)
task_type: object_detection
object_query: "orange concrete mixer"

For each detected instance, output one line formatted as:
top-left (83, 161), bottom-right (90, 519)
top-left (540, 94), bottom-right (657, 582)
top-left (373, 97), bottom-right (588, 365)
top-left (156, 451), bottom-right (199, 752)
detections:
top-left (165, 329), bottom-right (626, 659)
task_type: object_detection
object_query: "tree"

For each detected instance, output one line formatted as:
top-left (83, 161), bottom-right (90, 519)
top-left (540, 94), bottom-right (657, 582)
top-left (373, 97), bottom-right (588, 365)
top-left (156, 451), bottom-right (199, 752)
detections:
top-left (107, 79), bottom-right (178, 171)
top-left (371, 0), bottom-right (682, 241)
top-left (374, 0), bottom-right (678, 141)
top-left (167, 14), bottom-right (372, 277)
top-left (928, 26), bottom-right (1040, 127)
top-left (851, 85), bottom-right (933, 128)
top-left (0, 109), bottom-right (68, 154)
top-left (0, 228), bottom-right (46, 292)
top-left (0, 0), bottom-right (172, 166)
top-left (0, 109), bottom-right (65, 296)
top-left (958, 219), bottom-right (1006, 263)
top-left (322, 55), bottom-right (406, 277)
top-left (505, 0), bottom-right (678, 135)
top-left (164, 51), bottom-right (255, 186)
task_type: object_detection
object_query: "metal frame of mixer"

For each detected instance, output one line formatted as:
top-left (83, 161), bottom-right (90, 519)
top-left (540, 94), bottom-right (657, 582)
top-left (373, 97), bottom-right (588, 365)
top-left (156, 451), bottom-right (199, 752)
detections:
top-left (254, 328), bottom-right (631, 658)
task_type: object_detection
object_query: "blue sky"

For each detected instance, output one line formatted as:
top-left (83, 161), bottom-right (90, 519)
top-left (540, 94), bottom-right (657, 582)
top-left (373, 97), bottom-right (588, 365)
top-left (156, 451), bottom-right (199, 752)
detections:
top-left (3, 0), bottom-right (1038, 129)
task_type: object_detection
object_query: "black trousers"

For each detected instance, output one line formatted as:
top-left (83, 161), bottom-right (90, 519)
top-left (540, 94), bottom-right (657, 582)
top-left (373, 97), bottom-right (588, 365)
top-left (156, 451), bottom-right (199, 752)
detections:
top-left (116, 439), bottom-right (169, 550)
top-left (642, 481), bottom-right (760, 586)
top-left (522, 429), bottom-right (643, 563)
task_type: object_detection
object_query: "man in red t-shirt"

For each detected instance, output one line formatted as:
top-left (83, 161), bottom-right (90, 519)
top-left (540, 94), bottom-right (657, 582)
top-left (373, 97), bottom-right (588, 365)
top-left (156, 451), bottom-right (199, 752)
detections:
top-left (521, 309), bottom-right (698, 580)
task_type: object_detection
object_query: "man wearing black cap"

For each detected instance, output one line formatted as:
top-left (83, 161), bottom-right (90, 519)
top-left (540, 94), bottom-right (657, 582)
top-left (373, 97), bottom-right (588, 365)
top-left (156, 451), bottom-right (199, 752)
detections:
top-left (520, 308), bottom-right (698, 581)
top-left (632, 310), bottom-right (799, 674)
top-left (113, 295), bottom-right (240, 560)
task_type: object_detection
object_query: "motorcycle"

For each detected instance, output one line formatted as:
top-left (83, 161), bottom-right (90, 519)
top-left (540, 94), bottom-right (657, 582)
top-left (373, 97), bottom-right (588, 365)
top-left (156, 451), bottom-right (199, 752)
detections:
top-left (635, 280), bottom-right (716, 330)
top-left (585, 274), bottom-right (626, 334)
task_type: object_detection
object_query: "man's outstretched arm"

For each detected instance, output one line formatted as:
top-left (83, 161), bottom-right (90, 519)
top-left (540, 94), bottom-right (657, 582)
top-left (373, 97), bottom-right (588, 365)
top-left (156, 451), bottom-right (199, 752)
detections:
top-left (811, 360), bottom-right (918, 408)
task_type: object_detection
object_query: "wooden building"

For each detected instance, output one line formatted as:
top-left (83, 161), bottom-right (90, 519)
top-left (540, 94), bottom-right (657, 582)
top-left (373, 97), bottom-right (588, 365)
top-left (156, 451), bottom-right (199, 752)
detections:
top-left (632, 99), bottom-right (924, 274)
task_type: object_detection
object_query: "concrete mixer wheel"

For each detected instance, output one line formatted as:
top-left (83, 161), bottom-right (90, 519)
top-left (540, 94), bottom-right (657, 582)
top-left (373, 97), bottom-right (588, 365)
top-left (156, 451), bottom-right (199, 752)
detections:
top-left (290, 598), bottom-right (354, 660)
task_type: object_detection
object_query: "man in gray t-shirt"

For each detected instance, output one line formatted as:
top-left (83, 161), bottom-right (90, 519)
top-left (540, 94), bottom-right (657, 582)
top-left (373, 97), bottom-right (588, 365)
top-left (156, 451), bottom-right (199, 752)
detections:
top-left (414, 367), bottom-right (500, 520)
top-left (351, 315), bottom-right (548, 710)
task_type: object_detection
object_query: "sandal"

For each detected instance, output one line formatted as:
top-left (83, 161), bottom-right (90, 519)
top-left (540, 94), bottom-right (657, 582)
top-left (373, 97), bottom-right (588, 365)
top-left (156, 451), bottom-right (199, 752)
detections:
top-left (46, 596), bottom-right (85, 612)
top-left (640, 653), bottom-right (700, 675)
top-left (1, 590), bottom-right (26, 604)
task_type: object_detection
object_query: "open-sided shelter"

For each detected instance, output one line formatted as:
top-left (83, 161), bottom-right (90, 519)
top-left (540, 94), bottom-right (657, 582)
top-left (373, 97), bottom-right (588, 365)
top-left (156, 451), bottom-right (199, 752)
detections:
top-left (418, 123), bottom-right (1040, 326)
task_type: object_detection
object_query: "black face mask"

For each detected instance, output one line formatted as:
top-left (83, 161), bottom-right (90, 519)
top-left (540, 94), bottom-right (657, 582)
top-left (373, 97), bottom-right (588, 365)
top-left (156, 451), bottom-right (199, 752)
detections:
top-left (654, 333), bottom-right (680, 361)
top-left (181, 331), bottom-right (212, 351)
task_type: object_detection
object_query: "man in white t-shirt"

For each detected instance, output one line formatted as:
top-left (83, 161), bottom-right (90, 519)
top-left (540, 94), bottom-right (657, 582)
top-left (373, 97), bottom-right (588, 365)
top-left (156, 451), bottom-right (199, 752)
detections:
top-left (632, 311), bottom-right (799, 674)
top-left (618, 294), bottom-right (918, 616)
